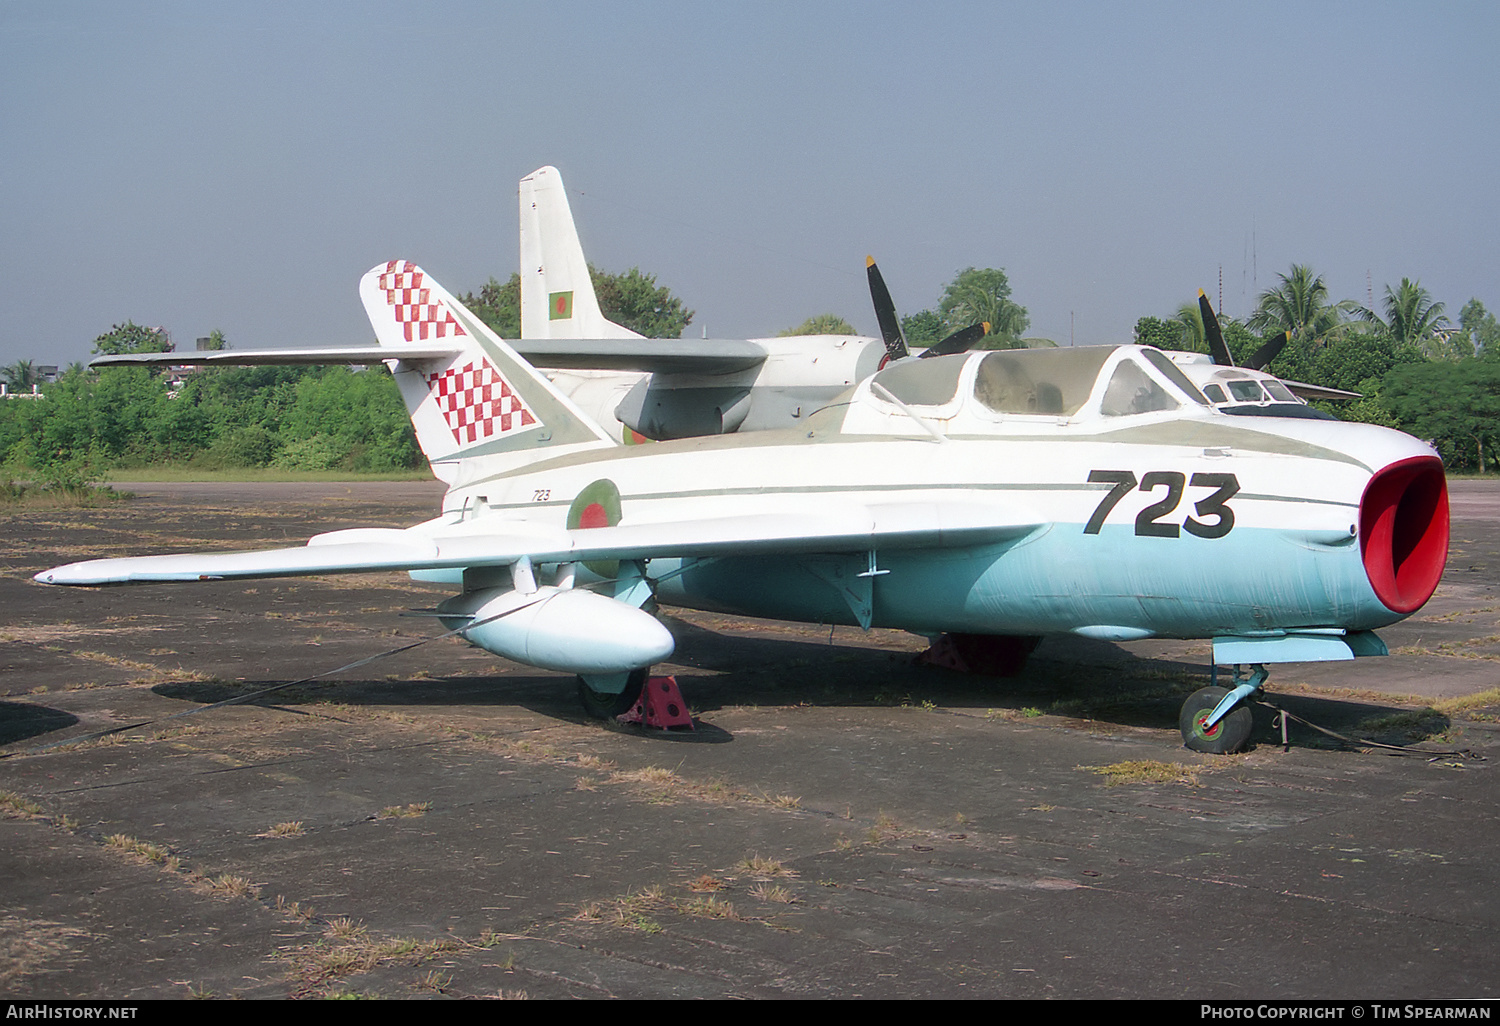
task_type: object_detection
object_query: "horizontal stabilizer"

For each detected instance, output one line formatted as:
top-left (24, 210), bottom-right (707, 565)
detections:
top-left (35, 503), bottom-right (1042, 586)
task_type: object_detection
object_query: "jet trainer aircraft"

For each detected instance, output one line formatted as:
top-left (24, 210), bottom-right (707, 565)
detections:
top-left (47, 260), bottom-right (1449, 754)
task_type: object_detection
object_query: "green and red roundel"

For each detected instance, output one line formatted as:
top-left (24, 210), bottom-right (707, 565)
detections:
top-left (568, 479), bottom-right (622, 577)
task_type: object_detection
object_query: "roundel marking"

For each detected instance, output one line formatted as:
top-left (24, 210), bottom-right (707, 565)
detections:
top-left (567, 479), bottom-right (622, 578)
top-left (567, 479), bottom-right (621, 530)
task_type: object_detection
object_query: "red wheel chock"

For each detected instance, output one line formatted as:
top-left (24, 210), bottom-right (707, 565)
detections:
top-left (617, 675), bottom-right (694, 731)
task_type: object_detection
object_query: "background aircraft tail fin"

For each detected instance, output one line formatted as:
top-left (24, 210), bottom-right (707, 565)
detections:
top-left (359, 260), bottom-right (615, 480)
top-left (519, 166), bottom-right (642, 340)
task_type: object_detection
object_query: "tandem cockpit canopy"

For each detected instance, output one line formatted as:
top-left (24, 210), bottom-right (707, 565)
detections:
top-left (852, 345), bottom-right (1212, 435)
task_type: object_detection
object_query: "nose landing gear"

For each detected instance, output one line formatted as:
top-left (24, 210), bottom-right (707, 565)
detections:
top-left (1180, 664), bottom-right (1266, 754)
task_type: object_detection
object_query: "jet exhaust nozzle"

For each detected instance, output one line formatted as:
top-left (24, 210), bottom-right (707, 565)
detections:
top-left (1359, 455), bottom-right (1449, 615)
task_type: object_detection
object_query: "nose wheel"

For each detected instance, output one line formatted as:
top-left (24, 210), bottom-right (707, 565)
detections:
top-left (1179, 664), bottom-right (1265, 754)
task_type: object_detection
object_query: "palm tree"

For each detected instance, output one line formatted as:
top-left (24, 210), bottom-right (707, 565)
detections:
top-left (3, 360), bottom-right (37, 393)
top-left (1357, 278), bottom-right (1452, 354)
top-left (1247, 265), bottom-right (1353, 343)
top-left (1174, 301), bottom-right (1206, 351)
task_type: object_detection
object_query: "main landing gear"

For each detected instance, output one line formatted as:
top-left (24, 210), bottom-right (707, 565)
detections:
top-left (577, 668), bottom-right (647, 719)
top-left (577, 668), bottom-right (694, 730)
top-left (1179, 664), bottom-right (1267, 754)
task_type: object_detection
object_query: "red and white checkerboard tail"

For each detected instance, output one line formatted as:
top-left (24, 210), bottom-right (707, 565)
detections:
top-left (359, 261), bottom-right (614, 478)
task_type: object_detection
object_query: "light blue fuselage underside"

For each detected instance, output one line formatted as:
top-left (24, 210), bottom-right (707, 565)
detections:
top-left (645, 522), bottom-right (1393, 639)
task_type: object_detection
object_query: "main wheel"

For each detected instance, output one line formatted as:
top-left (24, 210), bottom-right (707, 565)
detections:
top-left (948, 634), bottom-right (1042, 676)
top-left (1179, 686), bottom-right (1253, 754)
top-left (577, 668), bottom-right (648, 719)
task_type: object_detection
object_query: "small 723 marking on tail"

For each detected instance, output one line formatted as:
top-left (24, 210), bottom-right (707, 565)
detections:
top-left (1084, 470), bottom-right (1239, 539)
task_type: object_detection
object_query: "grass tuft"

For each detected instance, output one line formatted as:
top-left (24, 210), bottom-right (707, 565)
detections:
top-left (1087, 760), bottom-right (1201, 787)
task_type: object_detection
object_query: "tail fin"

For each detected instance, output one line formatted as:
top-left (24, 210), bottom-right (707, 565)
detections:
top-left (519, 166), bottom-right (641, 340)
top-left (360, 260), bottom-right (614, 481)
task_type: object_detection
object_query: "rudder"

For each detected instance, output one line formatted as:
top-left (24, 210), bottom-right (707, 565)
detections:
top-left (360, 260), bottom-right (615, 480)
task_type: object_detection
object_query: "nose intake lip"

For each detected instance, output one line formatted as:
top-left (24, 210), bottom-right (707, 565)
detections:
top-left (1359, 455), bottom-right (1449, 615)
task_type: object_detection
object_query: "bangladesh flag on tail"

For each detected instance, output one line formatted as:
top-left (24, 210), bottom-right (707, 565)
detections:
top-left (549, 291), bottom-right (574, 320)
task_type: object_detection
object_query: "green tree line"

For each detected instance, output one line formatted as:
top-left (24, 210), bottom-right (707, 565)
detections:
top-left (7, 261), bottom-right (1500, 482)
top-left (0, 267), bottom-right (694, 482)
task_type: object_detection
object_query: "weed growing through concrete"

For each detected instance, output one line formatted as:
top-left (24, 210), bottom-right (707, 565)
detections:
top-left (200, 873), bottom-right (258, 900)
top-left (739, 855), bottom-right (797, 879)
top-left (0, 791), bottom-right (44, 819)
top-left (748, 883), bottom-right (795, 903)
top-left (261, 821), bottom-right (304, 838)
top-left (1086, 760), bottom-right (1201, 787)
top-left (283, 917), bottom-right (464, 996)
top-left (104, 833), bottom-right (172, 864)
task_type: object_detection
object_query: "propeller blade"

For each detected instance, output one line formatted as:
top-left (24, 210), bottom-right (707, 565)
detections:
top-left (866, 256), bottom-right (909, 362)
top-left (1244, 331), bottom-right (1289, 371)
top-left (921, 321), bottom-right (989, 358)
top-left (1199, 289), bottom-right (1234, 367)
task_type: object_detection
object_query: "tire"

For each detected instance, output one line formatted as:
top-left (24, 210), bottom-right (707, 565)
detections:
top-left (949, 634), bottom-right (1042, 677)
top-left (577, 668), bottom-right (648, 719)
top-left (1179, 686), bottom-right (1253, 754)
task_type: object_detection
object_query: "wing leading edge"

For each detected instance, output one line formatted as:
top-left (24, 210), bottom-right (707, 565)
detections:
top-left (35, 503), bottom-right (1043, 586)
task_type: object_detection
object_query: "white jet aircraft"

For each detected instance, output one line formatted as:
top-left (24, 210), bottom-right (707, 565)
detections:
top-left (509, 166), bottom-right (984, 442)
top-left (52, 261), bottom-right (1451, 754)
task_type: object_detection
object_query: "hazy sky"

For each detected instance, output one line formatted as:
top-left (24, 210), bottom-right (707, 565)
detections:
top-left (3, 1), bottom-right (1497, 367)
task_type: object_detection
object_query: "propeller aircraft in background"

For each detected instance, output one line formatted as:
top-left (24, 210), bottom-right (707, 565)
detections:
top-left (1171, 291), bottom-right (1361, 420)
top-left (51, 257), bottom-right (1450, 754)
top-left (508, 166), bottom-right (988, 442)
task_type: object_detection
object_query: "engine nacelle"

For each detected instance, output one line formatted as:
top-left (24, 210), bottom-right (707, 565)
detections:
top-left (437, 585), bottom-right (674, 675)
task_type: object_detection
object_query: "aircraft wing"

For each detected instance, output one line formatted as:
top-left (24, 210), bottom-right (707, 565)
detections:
top-left (35, 503), bottom-right (1042, 586)
top-left (90, 346), bottom-right (462, 367)
top-left (92, 339), bottom-right (770, 375)
top-left (511, 338), bottom-right (770, 374)
top-left (1281, 379), bottom-right (1362, 402)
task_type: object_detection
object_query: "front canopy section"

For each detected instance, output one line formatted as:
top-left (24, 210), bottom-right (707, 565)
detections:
top-left (843, 345), bottom-right (1212, 437)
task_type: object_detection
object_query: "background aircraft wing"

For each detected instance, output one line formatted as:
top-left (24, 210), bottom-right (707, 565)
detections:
top-left (36, 502), bottom-right (1042, 586)
top-left (1281, 379), bottom-right (1363, 402)
top-left (91, 346), bottom-right (463, 367)
top-left (511, 338), bottom-right (769, 374)
top-left (92, 339), bottom-right (769, 375)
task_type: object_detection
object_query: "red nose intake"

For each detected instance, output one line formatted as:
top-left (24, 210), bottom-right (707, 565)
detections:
top-left (1359, 455), bottom-right (1449, 614)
